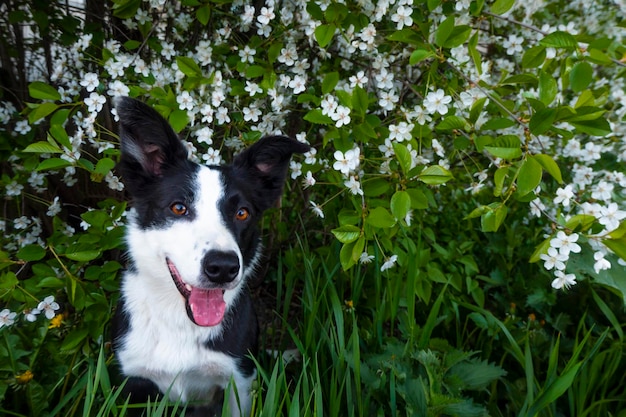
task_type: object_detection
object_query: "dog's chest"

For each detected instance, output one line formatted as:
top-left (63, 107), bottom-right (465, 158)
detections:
top-left (117, 286), bottom-right (240, 401)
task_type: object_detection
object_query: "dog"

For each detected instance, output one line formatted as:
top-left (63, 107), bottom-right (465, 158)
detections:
top-left (112, 97), bottom-right (309, 416)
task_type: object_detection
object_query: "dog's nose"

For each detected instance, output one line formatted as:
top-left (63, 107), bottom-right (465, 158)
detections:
top-left (202, 250), bottom-right (240, 284)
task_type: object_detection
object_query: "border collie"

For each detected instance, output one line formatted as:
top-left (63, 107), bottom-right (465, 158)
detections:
top-left (112, 97), bottom-right (309, 416)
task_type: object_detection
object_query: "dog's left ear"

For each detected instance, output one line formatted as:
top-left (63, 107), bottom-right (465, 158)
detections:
top-left (233, 135), bottom-right (310, 211)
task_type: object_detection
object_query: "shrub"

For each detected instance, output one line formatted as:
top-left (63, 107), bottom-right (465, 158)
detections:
top-left (1, 0), bottom-right (625, 415)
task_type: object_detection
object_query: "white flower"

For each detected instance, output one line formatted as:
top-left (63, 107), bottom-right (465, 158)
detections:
top-left (540, 247), bottom-right (568, 271)
top-left (551, 270), bottom-right (577, 290)
top-left (289, 75), bottom-right (307, 94)
top-left (80, 72), bottom-right (99, 92)
top-left (599, 202), bottom-right (626, 232)
top-left (194, 127), bottom-right (213, 145)
top-left (257, 6), bottom-right (275, 25)
top-left (290, 161), bottom-right (303, 180)
top-left (321, 95), bottom-right (338, 116)
top-left (591, 180), bottom-right (614, 202)
top-left (0, 309), bottom-right (17, 328)
top-left (331, 105), bottom-right (351, 128)
top-left (176, 91), bottom-right (194, 111)
top-left (239, 45), bottom-right (256, 63)
top-left (244, 81), bottom-right (263, 97)
top-left (550, 231), bottom-right (581, 256)
top-left (47, 197), bottom-right (62, 217)
top-left (84, 92), bottom-right (106, 113)
top-left (423, 89), bottom-right (452, 116)
top-left (359, 252), bottom-right (374, 264)
top-left (302, 171), bottom-right (316, 188)
top-left (502, 35), bottom-right (524, 55)
top-left (161, 41), bottom-right (175, 60)
top-left (381, 254), bottom-right (398, 272)
top-left (349, 71), bottom-right (369, 88)
top-left (593, 252), bottom-right (611, 274)
top-left (391, 5), bottom-right (413, 30)
top-left (107, 80), bottom-right (129, 97)
top-left (202, 148), bottom-right (222, 165)
top-left (553, 184), bottom-right (574, 207)
top-left (344, 175), bottom-right (364, 195)
top-left (216, 107), bottom-right (230, 125)
top-left (37, 296), bottom-right (60, 319)
top-left (15, 120), bottom-right (31, 135)
top-left (310, 201), bottom-right (324, 218)
top-left (24, 308), bottom-right (41, 322)
top-left (333, 148), bottom-right (360, 175)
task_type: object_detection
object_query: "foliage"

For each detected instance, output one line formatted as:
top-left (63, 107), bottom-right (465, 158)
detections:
top-left (1, 0), bottom-right (626, 415)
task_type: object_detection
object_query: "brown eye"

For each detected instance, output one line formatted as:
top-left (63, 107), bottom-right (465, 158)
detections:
top-left (235, 208), bottom-right (250, 221)
top-left (170, 203), bottom-right (188, 216)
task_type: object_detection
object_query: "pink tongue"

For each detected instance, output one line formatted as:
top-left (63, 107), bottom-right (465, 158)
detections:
top-left (188, 288), bottom-right (226, 326)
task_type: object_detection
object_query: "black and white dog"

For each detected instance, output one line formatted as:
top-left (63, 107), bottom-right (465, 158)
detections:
top-left (112, 97), bottom-right (309, 415)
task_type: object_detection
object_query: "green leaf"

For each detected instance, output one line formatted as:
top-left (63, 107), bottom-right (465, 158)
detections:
top-left (418, 165), bottom-right (454, 185)
top-left (533, 154), bottom-right (562, 183)
top-left (168, 109), bottom-right (188, 133)
top-left (407, 188), bottom-right (429, 209)
top-left (112, 0), bottom-right (141, 19)
top-left (23, 141), bottom-right (62, 153)
top-left (569, 118), bottom-right (611, 136)
top-left (603, 237), bottom-right (626, 262)
top-left (522, 46), bottom-right (547, 68)
top-left (569, 61), bottom-right (593, 92)
top-left (448, 358), bottom-right (506, 391)
top-left (490, 0), bottom-right (515, 14)
top-left (517, 157), bottom-right (542, 197)
top-left (322, 72), bottom-right (340, 95)
top-left (315, 24), bottom-right (335, 48)
top-left (176, 56), bottom-right (203, 77)
top-left (65, 250), bottom-right (102, 262)
top-left (539, 70), bottom-right (558, 105)
top-left (37, 158), bottom-right (72, 171)
top-left (393, 143), bottom-right (413, 175)
top-left (436, 115), bottom-right (468, 131)
top-left (17, 244), bottom-right (46, 261)
top-left (484, 137), bottom-right (522, 160)
top-left (366, 207), bottom-right (396, 228)
top-left (390, 191), bottom-right (411, 221)
top-left (444, 25), bottom-right (471, 49)
top-left (530, 236), bottom-right (552, 263)
top-left (28, 81), bottom-right (61, 101)
top-left (529, 107), bottom-right (557, 135)
top-left (539, 31), bottom-right (579, 49)
top-left (331, 225), bottom-right (361, 244)
top-left (29, 102), bottom-right (59, 124)
top-left (410, 49), bottom-right (434, 65)
top-left (363, 179), bottom-right (390, 197)
top-left (481, 204), bottom-right (508, 232)
top-left (196, 4), bottom-right (211, 26)
top-left (340, 241), bottom-right (357, 270)
top-left (434, 16), bottom-right (455, 47)
top-left (304, 109), bottom-right (333, 125)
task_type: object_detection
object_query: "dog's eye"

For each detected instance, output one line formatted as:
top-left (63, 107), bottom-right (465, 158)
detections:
top-left (235, 208), bottom-right (250, 221)
top-left (170, 203), bottom-right (188, 216)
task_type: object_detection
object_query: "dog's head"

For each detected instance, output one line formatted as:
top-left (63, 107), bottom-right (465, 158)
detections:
top-left (115, 97), bottom-right (309, 327)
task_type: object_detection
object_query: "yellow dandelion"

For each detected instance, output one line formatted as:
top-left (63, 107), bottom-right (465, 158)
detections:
top-left (16, 370), bottom-right (34, 384)
top-left (48, 314), bottom-right (63, 329)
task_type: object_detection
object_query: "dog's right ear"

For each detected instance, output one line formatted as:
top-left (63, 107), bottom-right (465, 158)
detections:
top-left (115, 97), bottom-right (188, 189)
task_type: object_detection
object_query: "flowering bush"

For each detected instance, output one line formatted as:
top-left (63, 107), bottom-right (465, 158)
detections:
top-left (1, 0), bottom-right (626, 415)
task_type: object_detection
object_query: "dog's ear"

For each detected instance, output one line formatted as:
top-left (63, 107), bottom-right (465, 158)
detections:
top-left (233, 135), bottom-right (310, 211)
top-left (115, 97), bottom-right (188, 184)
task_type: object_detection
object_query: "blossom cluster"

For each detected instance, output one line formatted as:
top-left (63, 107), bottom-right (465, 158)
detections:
top-left (0, 0), bottom-right (624, 286)
top-left (0, 296), bottom-right (60, 329)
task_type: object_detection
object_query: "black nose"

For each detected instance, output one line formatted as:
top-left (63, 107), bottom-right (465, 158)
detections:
top-left (202, 250), bottom-right (240, 284)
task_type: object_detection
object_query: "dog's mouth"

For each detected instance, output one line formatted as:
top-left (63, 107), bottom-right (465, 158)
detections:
top-left (166, 258), bottom-right (226, 327)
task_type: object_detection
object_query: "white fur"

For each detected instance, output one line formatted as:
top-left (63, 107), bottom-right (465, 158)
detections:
top-left (117, 167), bottom-right (255, 416)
